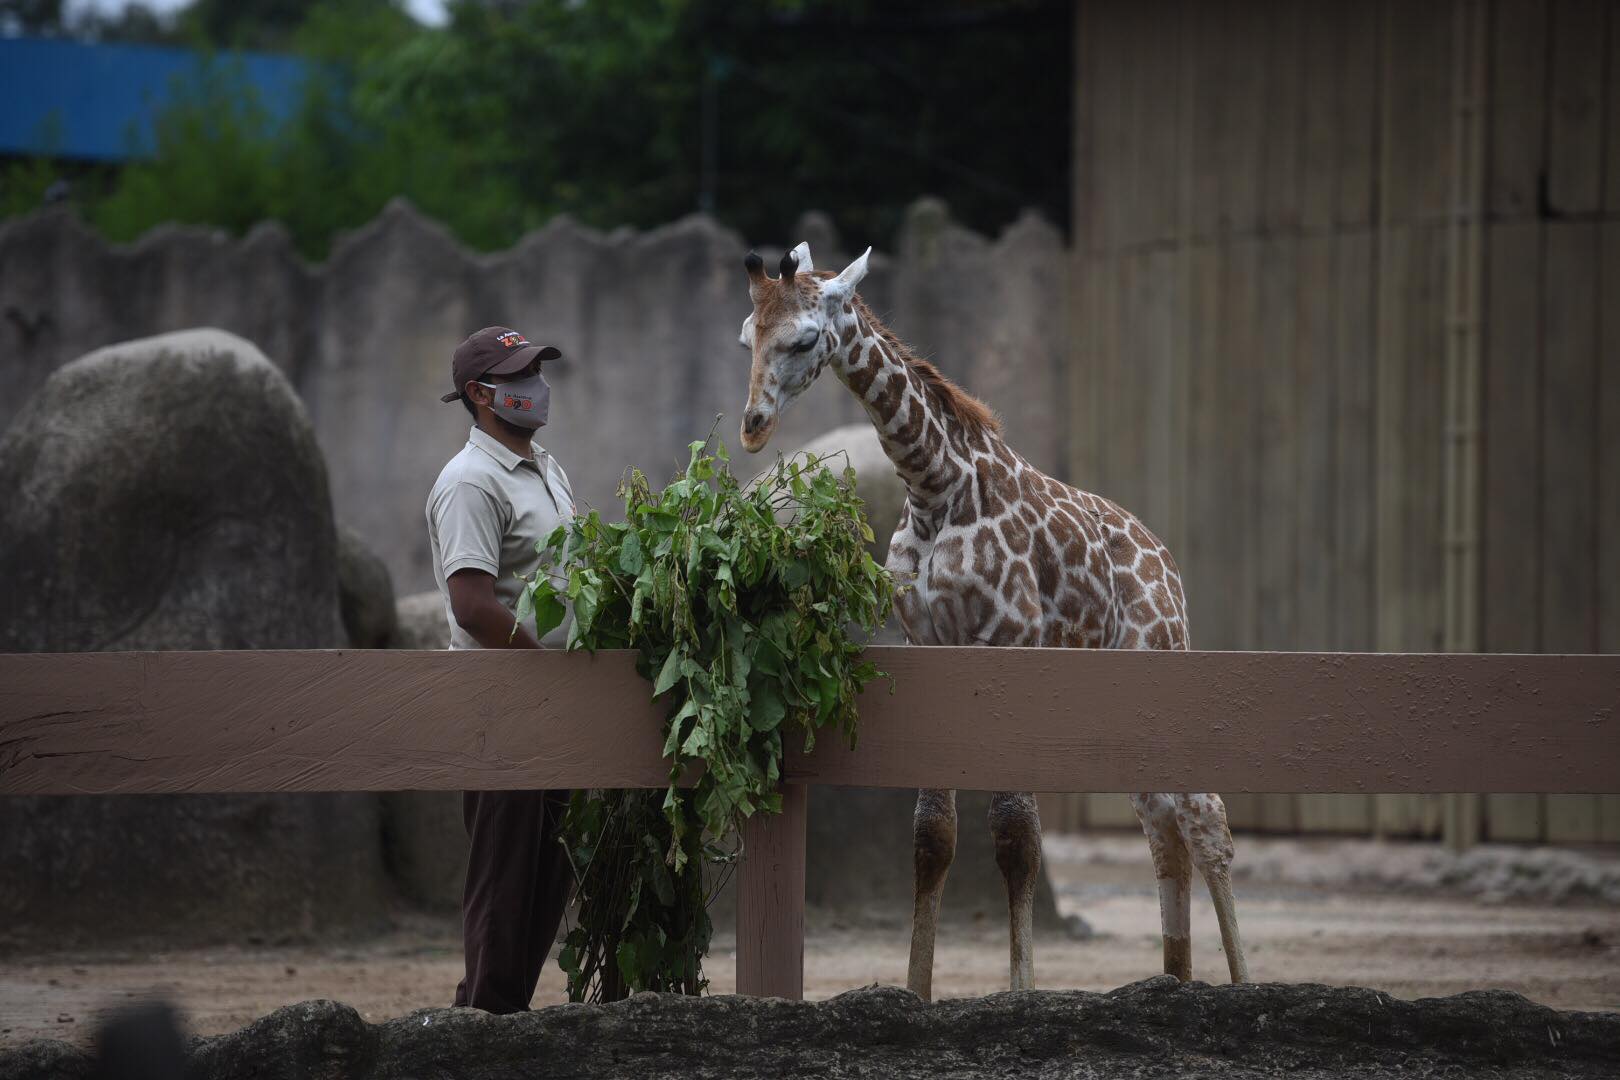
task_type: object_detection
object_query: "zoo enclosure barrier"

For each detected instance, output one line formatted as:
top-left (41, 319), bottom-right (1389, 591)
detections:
top-left (3, 646), bottom-right (1617, 1000)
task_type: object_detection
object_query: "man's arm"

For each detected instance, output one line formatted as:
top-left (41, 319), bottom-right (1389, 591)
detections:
top-left (447, 568), bottom-right (543, 650)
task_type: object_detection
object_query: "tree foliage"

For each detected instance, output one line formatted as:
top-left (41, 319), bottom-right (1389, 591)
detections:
top-left (7, 0), bottom-right (1070, 256)
top-left (521, 437), bottom-right (893, 1000)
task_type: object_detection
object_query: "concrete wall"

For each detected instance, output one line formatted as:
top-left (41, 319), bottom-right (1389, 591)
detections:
top-left (0, 199), bottom-right (1068, 596)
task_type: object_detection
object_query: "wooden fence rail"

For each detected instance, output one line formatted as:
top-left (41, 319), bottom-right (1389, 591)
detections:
top-left (3, 647), bottom-right (1618, 997)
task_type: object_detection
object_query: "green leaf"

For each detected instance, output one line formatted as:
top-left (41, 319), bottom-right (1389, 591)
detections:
top-left (619, 529), bottom-right (644, 575)
top-left (531, 583), bottom-right (567, 640)
top-left (652, 647), bottom-right (683, 697)
top-left (748, 680), bottom-right (786, 732)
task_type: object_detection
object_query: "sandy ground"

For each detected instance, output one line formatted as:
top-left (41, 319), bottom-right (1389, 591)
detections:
top-left (4, 835), bottom-right (1618, 1048)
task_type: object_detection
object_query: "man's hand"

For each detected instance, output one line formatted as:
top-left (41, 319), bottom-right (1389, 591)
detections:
top-left (447, 569), bottom-right (543, 649)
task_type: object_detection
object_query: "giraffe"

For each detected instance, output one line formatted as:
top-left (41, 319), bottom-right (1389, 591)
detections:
top-left (735, 242), bottom-right (1250, 999)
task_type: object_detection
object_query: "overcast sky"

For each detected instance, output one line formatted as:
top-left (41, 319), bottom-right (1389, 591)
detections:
top-left (72, 0), bottom-right (449, 28)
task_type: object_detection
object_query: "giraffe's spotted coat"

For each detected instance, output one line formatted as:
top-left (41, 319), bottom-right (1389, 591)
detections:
top-left (738, 246), bottom-right (1247, 995)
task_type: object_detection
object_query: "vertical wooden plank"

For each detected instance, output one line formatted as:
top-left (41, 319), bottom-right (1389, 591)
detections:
top-left (1335, 229), bottom-right (1377, 650)
top-left (1106, 253), bottom-right (1142, 513)
top-left (1545, 795), bottom-right (1602, 844)
top-left (1482, 221), bottom-right (1543, 652)
top-left (1184, 0), bottom-right (1222, 241)
top-left (1375, 794), bottom-right (1422, 837)
top-left (1224, 240), bottom-right (1262, 650)
top-left (1488, 0), bottom-right (1549, 219)
top-left (1412, 227), bottom-right (1451, 652)
top-left (1300, 0), bottom-right (1348, 232)
top-left (736, 783), bottom-right (806, 999)
top-left (1373, 218), bottom-right (1409, 652)
top-left (1114, 1), bottom-right (1148, 250)
top-left (1377, 226), bottom-right (1449, 651)
top-left (1087, 2), bottom-right (1125, 254)
top-left (1220, 793), bottom-right (1264, 833)
top-left (1069, 255), bottom-right (1097, 487)
top-left (1540, 224), bottom-right (1599, 653)
top-left (1260, 793), bottom-right (1298, 833)
top-left (1111, 248), bottom-right (1175, 535)
top-left (1608, 7), bottom-right (1620, 213)
top-left (1297, 235), bottom-right (1339, 650)
top-left (1374, 0), bottom-right (1455, 655)
top-left (1295, 794), bottom-right (1333, 833)
top-left (1259, 0), bottom-right (1306, 234)
top-left (1142, 249), bottom-right (1177, 537)
top-left (1086, 793), bottom-right (1141, 829)
top-left (1335, 795), bottom-right (1374, 834)
top-left (1546, 0), bottom-right (1607, 216)
top-left (1443, 794), bottom-right (1483, 851)
top-left (1381, 1), bottom-right (1455, 224)
top-left (1599, 796), bottom-right (1620, 842)
top-left (1183, 244), bottom-right (1228, 646)
top-left (1137, 0), bottom-right (1183, 247)
top-left (1071, 0), bottom-right (1095, 250)
top-left (1486, 793), bottom-right (1546, 841)
top-left (1188, 0), bottom-right (1265, 238)
top-left (1256, 236), bottom-right (1300, 650)
top-left (1223, 0), bottom-right (1266, 236)
top-left (1090, 256), bottom-right (1119, 495)
top-left (1599, 222), bottom-right (1620, 653)
top-left (1338, 0), bottom-right (1383, 228)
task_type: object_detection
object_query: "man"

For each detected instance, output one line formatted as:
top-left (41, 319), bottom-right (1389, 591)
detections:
top-left (427, 325), bottom-right (576, 1013)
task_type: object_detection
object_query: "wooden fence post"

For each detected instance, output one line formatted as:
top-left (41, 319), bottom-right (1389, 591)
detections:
top-left (735, 781), bottom-right (807, 999)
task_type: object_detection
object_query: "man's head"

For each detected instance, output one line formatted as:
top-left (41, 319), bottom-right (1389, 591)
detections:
top-left (442, 326), bottom-right (560, 430)
top-left (738, 241), bottom-right (871, 452)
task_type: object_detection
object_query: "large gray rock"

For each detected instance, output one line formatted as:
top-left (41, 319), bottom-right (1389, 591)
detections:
top-left (0, 329), bottom-right (389, 948)
top-left (7, 980), bottom-right (1618, 1079)
top-left (392, 588), bottom-right (452, 650)
top-left (337, 525), bottom-right (398, 649)
top-left (0, 327), bottom-right (346, 651)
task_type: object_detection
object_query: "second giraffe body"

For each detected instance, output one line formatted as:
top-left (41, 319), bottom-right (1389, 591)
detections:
top-left (736, 243), bottom-right (1249, 999)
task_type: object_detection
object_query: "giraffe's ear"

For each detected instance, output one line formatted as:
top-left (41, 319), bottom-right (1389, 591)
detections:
top-left (790, 242), bottom-right (813, 273)
top-left (822, 246), bottom-right (871, 306)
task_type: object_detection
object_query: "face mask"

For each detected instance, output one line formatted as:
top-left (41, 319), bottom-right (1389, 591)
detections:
top-left (477, 372), bottom-right (550, 429)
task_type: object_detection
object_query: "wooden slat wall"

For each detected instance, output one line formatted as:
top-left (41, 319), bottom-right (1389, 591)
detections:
top-left (1062, 0), bottom-right (1620, 843)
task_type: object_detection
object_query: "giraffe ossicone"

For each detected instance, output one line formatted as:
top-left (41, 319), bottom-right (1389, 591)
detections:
top-left (737, 242), bottom-right (1249, 998)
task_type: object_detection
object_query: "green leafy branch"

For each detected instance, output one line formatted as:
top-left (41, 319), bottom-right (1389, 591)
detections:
top-left (518, 433), bottom-right (893, 1001)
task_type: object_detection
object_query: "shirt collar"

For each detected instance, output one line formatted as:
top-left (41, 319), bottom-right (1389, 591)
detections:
top-left (468, 425), bottom-right (546, 472)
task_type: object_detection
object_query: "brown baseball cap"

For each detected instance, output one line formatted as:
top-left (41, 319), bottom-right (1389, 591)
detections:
top-left (440, 326), bottom-right (562, 403)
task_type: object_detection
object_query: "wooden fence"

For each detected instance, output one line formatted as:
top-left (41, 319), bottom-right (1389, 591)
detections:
top-left (3, 646), bottom-right (1618, 999)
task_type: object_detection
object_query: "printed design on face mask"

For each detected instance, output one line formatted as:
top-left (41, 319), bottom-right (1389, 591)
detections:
top-left (501, 393), bottom-right (532, 410)
top-left (496, 330), bottom-right (529, 349)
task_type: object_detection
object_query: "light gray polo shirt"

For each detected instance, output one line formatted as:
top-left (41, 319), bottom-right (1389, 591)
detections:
top-left (426, 426), bottom-right (576, 650)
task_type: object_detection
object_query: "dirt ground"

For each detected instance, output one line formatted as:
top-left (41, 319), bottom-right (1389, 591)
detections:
top-left (4, 834), bottom-right (1618, 1048)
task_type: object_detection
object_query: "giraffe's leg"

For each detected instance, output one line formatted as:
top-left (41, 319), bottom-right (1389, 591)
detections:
top-left (1178, 793), bottom-right (1249, 983)
top-left (989, 791), bottom-right (1042, 991)
top-left (1129, 792), bottom-right (1192, 981)
top-left (907, 788), bottom-right (957, 1001)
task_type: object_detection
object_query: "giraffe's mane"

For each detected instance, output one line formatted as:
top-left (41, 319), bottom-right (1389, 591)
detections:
top-left (845, 289), bottom-right (1002, 437)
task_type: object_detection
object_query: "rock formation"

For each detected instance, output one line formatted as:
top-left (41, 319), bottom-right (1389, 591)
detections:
top-left (0, 329), bottom-right (390, 947)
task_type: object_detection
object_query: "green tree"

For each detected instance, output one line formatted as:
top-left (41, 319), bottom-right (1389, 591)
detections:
top-left (20, 0), bottom-right (1072, 256)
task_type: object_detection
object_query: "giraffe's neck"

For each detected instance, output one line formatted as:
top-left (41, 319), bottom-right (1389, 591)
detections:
top-left (829, 305), bottom-right (977, 515)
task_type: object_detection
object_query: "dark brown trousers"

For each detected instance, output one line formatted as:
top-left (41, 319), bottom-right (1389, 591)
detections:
top-left (453, 789), bottom-right (574, 1013)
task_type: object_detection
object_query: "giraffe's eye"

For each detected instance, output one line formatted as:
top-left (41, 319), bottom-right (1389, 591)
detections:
top-left (789, 328), bottom-right (819, 353)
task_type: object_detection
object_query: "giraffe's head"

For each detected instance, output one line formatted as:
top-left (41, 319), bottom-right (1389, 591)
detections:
top-left (737, 241), bottom-right (871, 453)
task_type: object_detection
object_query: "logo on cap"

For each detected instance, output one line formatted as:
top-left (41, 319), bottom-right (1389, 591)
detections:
top-left (497, 330), bottom-right (529, 349)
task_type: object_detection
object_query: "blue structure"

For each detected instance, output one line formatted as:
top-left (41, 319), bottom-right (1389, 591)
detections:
top-left (0, 37), bottom-right (309, 161)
